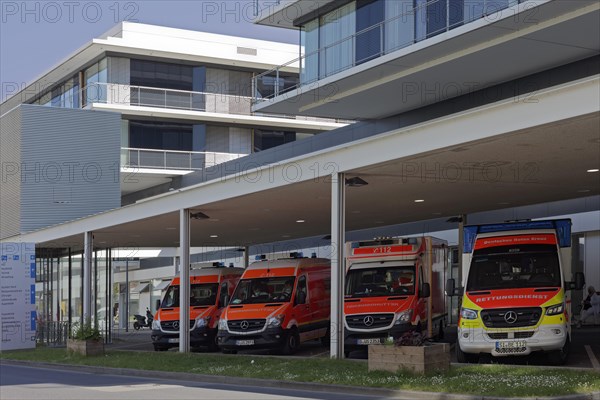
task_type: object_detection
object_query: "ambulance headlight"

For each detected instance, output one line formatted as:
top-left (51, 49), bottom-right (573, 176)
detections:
top-left (395, 310), bottom-right (412, 324)
top-left (194, 316), bottom-right (210, 329)
top-left (545, 303), bottom-right (564, 316)
top-left (460, 308), bottom-right (478, 320)
top-left (152, 319), bottom-right (161, 330)
top-left (218, 318), bottom-right (228, 330)
top-left (266, 315), bottom-right (284, 328)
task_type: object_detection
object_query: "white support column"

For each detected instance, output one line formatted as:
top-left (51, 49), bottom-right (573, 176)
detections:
top-left (244, 246), bottom-right (250, 269)
top-left (330, 172), bottom-right (345, 359)
top-left (458, 214), bottom-right (467, 287)
top-left (83, 231), bottom-right (93, 323)
top-left (179, 209), bottom-right (191, 353)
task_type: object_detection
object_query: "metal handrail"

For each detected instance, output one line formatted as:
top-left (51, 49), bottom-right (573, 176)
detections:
top-left (121, 147), bottom-right (247, 171)
top-left (252, 0), bottom-right (525, 102)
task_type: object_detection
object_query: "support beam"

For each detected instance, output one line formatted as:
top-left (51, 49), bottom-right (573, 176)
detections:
top-left (330, 172), bottom-right (345, 359)
top-left (244, 246), bottom-right (250, 269)
top-left (179, 209), bottom-right (191, 353)
top-left (458, 214), bottom-right (467, 287)
top-left (83, 232), bottom-right (93, 323)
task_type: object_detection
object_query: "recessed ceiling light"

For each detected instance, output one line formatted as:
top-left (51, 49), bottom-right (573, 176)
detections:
top-left (577, 189), bottom-right (591, 193)
top-left (166, 227), bottom-right (177, 230)
top-left (296, 219), bottom-right (305, 223)
top-left (587, 168), bottom-right (599, 173)
top-left (282, 235), bottom-right (291, 238)
top-left (210, 235), bottom-right (218, 238)
top-left (351, 210), bottom-right (361, 214)
top-left (414, 199), bottom-right (425, 203)
top-left (208, 218), bottom-right (220, 222)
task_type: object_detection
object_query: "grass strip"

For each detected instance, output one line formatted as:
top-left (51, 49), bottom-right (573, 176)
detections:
top-left (2, 347), bottom-right (599, 398)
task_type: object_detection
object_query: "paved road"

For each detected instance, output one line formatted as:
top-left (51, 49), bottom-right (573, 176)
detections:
top-left (0, 364), bottom-right (388, 400)
top-left (110, 325), bottom-right (600, 369)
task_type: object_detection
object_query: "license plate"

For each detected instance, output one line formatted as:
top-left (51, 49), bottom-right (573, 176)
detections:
top-left (168, 338), bottom-right (179, 343)
top-left (496, 340), bottom-right (526, 350)
top-left (236, 339), bottom-right (254, 346)
top-left (357, 338), bottom-right (383, 345)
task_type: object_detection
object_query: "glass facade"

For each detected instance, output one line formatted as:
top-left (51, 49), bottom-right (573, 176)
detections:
top-left (253, 130), bottom-right (297, 152)
top-left (129, 120), bottom-right (194, 151)
top-left (299, 0), bottom-right (522, 85)
top-left (83, 58), bottom-right (108, 106)
top-left (32, 75), bottom-right (79, 108)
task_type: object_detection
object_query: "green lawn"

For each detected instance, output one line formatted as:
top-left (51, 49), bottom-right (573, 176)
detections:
top-left (1, 347), bottom-right (599, 398)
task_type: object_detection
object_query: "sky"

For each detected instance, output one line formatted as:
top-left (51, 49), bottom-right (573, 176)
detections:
top-left (0, 0), bottom-right (299, 101)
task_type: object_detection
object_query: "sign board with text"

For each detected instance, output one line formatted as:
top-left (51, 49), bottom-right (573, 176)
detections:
top-left (1, 243), bottom-right (36, 351)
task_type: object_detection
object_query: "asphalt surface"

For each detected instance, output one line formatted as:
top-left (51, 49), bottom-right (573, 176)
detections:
top-left (0, 364), bottom-right (400, 400)
top-left (108, 325), bottom-right (600, 368)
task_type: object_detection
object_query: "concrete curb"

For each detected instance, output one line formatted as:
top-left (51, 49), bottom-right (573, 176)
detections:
top-left (1, 359), bottom-right (599, 400)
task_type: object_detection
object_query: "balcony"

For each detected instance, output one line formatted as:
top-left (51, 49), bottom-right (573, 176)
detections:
top-left (121, 147), bottom-right (246, 171)
top-left (252, 0), bottom-right (600, 119)
top-left (84, 82), bottom-right (350, 125)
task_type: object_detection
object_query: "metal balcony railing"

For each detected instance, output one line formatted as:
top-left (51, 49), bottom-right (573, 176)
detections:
top-left (253, 0), bottom-right (528, 102)
top-left (81, 82), bottom-right (350, 124)
top-left (121, 147), bottom-right (247, 171)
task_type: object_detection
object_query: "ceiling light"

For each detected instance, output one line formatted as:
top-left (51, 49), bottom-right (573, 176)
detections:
top-left (210, 235), bottom-right (218, 238)
top-left (345, 177), bottom-right (368, 187)
top-left (577, 189), bottom-right (591, 193)
top-left (166, 227), bottom-right (177, 230)
top-left (587, 168), bottom-right (599, 173)
top-left (190, 211), bottom-right (210, 220)
top-left (414, 199), bottom-right (425, 203)
top-left (282, 235), bottom-right (291, 238)
top-left (296, 219), bottom-right (305, 223)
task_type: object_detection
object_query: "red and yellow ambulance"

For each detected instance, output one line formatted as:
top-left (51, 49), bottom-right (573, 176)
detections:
top-left (217, 254), bottom-right (330, 354)
top-left (344, 237), bottom-right (447, 355)
top-left (151, 266), bottom-right (243, 351)
top-left (448, 219), bottom-right (584, 364)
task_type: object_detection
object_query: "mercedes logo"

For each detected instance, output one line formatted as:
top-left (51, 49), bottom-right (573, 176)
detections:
top-left (240, 320), bottom-right (250, 330)
top-left (363, 316), bottom-right (374, 327)
top-left (504, 311), bottom-right (518, 324)
top-left (172, 321), bottom-right (179, 329)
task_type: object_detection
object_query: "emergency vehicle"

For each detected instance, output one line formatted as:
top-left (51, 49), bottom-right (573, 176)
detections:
top-left (151, 266), bottom-right (243, 351)
top-left (344, 237), bottom-right (447, 355)
top-left (217, 254), bottom-right (331, 354)
top-left (447, 219), bottom-right (584, 364)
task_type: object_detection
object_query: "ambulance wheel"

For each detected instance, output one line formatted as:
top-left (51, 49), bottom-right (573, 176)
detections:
top-left (221, 348), bottom-right (237, 354)
top-left (456, 343), bottom-right (478, 363)
top-left (548, 337), bottom-right (570, 365)
top-left (208, 334), bottom-right (220, 352)
top-left (344, 351), bottom-right (351, 358)
top-left (153, 345), bottom-right (168, 352)
top-left (282, 328), bottom-right (300, 355)
top-left (320, 328), bottom-right (330, 346)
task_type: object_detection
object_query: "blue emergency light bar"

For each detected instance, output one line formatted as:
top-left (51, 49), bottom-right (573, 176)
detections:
top-left (463, 219), bottom-right (571, 253)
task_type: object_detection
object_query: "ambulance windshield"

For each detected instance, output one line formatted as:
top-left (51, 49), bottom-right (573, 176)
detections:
top-left (160, 283), bottom-right (219, 308)
top-left (345, 266), bottom-right (415, 297)
top-left (467, 244), bottom-right (561, 291)
top-left (230, 277), bottom-right (296, 304)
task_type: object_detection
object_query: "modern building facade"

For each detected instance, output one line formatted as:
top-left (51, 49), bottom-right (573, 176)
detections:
top-left (1, 22), bottom-right (347, 333)
top-left (1, 2), bottom-right (598, 355)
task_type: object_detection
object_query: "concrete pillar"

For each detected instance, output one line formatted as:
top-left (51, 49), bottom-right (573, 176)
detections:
top-left (244, 246), bottom-right (250, 269)
top-left (83, 232), bottom-right (93, 323)
top-left (458, 214), bottom-right (467, 287)
top-left (330, 172), bottom-right (345, 359)
top-left (179, 209), bottom-right (191, 353)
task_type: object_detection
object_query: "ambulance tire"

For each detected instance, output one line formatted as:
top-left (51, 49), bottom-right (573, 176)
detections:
top-left (456, 343), bottom-right (478, 363)
top-left (153, 345), bottom-right (168, 352)
top-left (548, 336), bottom-right (570, 365)
top-left (320, 328), bottom-right (330, 346)
top-left (344, 351), bottom-right (351, 358)
top-left (221, 348), bottom-right (237, 354)
top-left (282, 328), bottom-right (300, 355)
top-left (208, 334), bottom-right (220, 352)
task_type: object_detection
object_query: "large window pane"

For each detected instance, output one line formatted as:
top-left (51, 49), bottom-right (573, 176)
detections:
top-left (301, 19), bottom-right (319, 84)
top-left (130, 59), bottom-right (193, 91)
top-left (320, 2), bottom-right (355, 78)
top-left (254, 130), bottom-right (296, 152)
top-left (385, 0), bottom-right (415, 52)
top-left (129, 120), bottom-right (193, 152)
top-left (356, 0), bottom-right (385, 64)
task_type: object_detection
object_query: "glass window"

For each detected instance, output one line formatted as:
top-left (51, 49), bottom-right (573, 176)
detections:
top-left (253, 130), bottom-right (296, 152)
top-left (355, 0), bottom-right (385, 64)
top-left (385, 0), bottom-right (415, 52)
top-left (130, 59), bottom-right (193, 91)
top-left (129, 120), bottom-right (193, 151)
top-left (230, 277), bottom-right (296, 304)
top-left (83, 58), bottom-right (108, 106)
top-left (466, 244), bottom-right (561, 291)
top-left (319, 2), bottom-right (355, 78)
top-left (346, 266), bottom-right (415, 297)
top-left (301, 19), bottom-right (320, 84)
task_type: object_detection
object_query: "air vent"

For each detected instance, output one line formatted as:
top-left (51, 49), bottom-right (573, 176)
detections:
top-left (237, 47), bottom-right (257, 56)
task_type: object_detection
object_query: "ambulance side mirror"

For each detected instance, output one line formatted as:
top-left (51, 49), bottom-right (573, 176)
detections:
top-left (445, 279), bottom-right (456, 297)
top-left (223, 295), bottom-right (229, 307)
top-left (420, 283), bottom-right (431, 298)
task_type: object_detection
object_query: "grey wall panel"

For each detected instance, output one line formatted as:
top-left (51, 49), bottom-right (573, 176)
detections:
top-left (19, 104), bottom-right (121, 234)
top-left (0, 107), bottom-right (22, 239)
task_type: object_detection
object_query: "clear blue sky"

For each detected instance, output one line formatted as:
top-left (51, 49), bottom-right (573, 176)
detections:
top-left (0, 0), bottom-right (299, 101)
